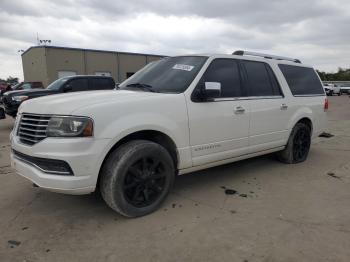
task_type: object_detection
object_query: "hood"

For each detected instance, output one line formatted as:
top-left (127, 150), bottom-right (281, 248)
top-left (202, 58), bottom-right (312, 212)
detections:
top-left (4, 88), bottom-right (53, 97)
top-left (19, 90), bottom-right (164, 115)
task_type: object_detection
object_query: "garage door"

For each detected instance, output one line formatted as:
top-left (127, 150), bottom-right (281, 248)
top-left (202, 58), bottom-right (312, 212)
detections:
top-left (95, 71), bottom-right (111, 76)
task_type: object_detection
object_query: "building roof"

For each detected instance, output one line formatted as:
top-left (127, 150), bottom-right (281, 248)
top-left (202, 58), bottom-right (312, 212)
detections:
top-left (22, 45), bottom-right (165, 58)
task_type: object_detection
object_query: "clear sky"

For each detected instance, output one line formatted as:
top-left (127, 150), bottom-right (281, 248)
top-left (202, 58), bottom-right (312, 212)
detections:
top-left (1, 0), bottom-right (349, 80)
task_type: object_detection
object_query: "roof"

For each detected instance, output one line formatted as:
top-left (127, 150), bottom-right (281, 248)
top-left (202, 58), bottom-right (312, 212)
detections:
top-left (62, 75), bottom-right (113, 79)
top-left (21, 45), bottom-right (165, 58)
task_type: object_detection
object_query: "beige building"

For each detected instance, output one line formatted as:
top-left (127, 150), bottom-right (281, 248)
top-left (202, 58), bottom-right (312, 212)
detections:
top-left (21, 46), bottom-right (164, 87)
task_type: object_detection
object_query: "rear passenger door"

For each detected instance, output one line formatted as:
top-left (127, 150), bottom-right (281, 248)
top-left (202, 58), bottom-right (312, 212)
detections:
top-left (187, 58), bottom-right (251, 166)
top-left (90, 78), bottom-right (114, 90)
top-left (241, 60), bottom-right (291, 151)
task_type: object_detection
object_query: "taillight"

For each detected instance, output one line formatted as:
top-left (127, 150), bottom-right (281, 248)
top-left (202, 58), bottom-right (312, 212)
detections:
top-left (324, 98), bottom-right (329, 111)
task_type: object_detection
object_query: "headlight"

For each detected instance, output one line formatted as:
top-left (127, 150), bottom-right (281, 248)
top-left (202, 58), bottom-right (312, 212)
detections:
top-left (47, 116), bottom-right (93, 137)
top-left (12, 95), bottom-right (29, 102)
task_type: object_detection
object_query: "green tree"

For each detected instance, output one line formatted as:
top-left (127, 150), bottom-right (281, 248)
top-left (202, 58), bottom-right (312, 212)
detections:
top-left (317, 68), bottom-right (350, 81)
top-left (6, 76), bottom-right (19, 85)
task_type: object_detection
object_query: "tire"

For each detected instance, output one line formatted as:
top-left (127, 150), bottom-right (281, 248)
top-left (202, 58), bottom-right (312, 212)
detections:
top-left (277, 122), bottom-right (311, 164)
top-left (329, 91), bottom-right (333, 96)
top-left (100, 140), bottom-right (175, 217)
top-left (338, 91), bottom-right (342, 96)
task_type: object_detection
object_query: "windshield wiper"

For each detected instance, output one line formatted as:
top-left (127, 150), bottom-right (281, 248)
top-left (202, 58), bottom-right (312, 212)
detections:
top-left (126, 83), bottom-right (158, 93)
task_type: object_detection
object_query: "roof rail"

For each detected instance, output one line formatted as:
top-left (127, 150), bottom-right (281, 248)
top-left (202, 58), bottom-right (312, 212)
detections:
top-left (233, 50), bottom-right (302, 64)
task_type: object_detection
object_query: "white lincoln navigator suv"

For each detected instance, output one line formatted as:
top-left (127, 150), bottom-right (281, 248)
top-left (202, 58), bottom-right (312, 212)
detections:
top-left (10, 51), bottom-right (327, 217)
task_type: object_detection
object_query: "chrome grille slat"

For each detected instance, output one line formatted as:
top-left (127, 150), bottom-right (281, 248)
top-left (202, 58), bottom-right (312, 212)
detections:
top-left (18, 113), bottom-right (50, 146)
top-left (19, 131), bottom-right (46, 138)
top-left (19, 137), bottom-right (39, 143)
top-left (20, 123), bottom-right (48, 128)
top-left (21, 118), bottom-right (50, 122)
top-left (19, 127), bottom-right (46, 133)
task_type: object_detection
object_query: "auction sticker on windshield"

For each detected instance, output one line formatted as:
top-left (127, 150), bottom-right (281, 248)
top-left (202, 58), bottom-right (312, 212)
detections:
top-left (172, 64), bottom-right (194, 71)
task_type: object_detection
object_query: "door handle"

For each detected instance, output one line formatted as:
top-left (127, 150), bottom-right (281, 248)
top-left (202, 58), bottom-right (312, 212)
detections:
top-left (234, 106), bottom-right (245, 114)
top-left (280, 104), bottom-right (288, 110)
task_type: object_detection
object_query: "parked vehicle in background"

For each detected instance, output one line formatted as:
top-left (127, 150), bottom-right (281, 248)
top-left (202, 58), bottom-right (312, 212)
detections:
top-left (1, 82), bottom-right (44, 104)
top-left (340, 86), bottom-right (350, 94)
top-left (12, 82), bottom-right (44, 91)
top-left (0, 82), bottom-right (8, 93)
top-left (10, 51), bottom-right (327, 217)
top-left (3, 76), bottom-right (115, 117)
top-left (0, 83), bottom-right (11, 105)
top-left (323, 83), bottom-right (342, 96)
top-left (0, 107), bottom-right (5, 120)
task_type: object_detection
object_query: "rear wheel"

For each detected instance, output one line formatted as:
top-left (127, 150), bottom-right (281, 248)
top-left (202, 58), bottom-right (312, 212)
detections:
top-left (100, 140), bottom-right (175, 217)
top-left (277, 123), bottom-right (311, 164)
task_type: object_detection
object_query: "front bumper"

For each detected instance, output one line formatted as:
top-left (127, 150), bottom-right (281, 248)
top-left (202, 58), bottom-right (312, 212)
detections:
top-left (10, 133), bottom-right (110, 195)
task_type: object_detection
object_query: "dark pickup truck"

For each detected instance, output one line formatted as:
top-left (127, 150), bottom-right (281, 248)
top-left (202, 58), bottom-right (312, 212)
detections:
top-left (2, 75), bottom-right (116, 117)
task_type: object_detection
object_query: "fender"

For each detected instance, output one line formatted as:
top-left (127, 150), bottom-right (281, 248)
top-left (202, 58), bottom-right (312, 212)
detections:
top-left (94, 114), bottom-right (192, 182)
top-left (287, 106), bottom-right (313, 135)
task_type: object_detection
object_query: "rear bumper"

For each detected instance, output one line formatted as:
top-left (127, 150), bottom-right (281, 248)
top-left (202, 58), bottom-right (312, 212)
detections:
top-left (340, 88), bottom-right (350, 94)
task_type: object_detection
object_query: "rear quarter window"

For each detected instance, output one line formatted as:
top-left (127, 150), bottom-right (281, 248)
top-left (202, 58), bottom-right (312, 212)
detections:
top-left (278, 64), bottom-right (324, 96)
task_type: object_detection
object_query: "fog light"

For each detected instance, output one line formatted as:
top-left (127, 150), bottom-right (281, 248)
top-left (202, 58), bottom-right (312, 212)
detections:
top-left (13, 150), bottom-right (73, 176)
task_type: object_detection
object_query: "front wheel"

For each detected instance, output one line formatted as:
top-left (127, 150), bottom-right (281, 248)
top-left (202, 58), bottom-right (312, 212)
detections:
top-left (100, 140), bottom-right (175, 217)
top-left (277, 123), bottom-right (311, 164)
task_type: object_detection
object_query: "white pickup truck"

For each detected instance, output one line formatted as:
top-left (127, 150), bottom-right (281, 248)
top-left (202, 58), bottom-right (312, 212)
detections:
top-left (323, 83), bottom-right (342, 96)
top-left (10, 51), bottom-right (327, 217)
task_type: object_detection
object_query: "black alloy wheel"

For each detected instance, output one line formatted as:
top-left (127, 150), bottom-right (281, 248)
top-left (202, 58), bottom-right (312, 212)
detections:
top-left (292, 128), bottom-right (311, 162)
top-left (277, 122), bottom-right (312, 164)
top-left (100, 140), bottom-right (175, 217)
top-left (123, 157), bottom-right (167, 208)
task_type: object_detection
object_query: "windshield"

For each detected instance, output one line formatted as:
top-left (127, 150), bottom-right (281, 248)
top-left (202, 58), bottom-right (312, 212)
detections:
top-left (21, 83), bottom-right (32, 90)
top-left (119, 56), bottom-right (207, 93)
top-left (47, 78), bottom-right (69, 90)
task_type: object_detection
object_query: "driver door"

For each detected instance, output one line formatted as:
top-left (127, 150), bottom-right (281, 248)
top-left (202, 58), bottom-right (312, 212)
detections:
top-left (186, 58), bottom-right (250, 166)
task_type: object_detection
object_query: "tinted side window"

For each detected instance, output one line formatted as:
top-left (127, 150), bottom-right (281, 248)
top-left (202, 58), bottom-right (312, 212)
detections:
top-left (91, 78), bottom-right (114, 90)
top-left (200, 59), bottom-right (242, 97)
top-left (243, 61), bottom-right (278, 96)
top-left (68, 79), bottom-right (88, 92)
top-left (278, 64), bottom-right (324, 95)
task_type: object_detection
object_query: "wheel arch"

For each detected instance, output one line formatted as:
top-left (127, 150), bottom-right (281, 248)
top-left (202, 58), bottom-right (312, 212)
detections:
top-left (96, 129), bottom-right (179, 189)
top-left (296, 117), bottom-right (313, 133)
top-left (287, 106), bottom-right (314, 134)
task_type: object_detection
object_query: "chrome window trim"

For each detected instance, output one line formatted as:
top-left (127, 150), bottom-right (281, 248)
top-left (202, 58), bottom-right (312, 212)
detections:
top-left (293, 94), bottom-right (325, 97)
top-left (211, 95), bottom-right (284, 102)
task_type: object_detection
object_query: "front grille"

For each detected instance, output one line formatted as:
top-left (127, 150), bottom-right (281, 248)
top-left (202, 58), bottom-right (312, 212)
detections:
top-left (17, 114), bottom-right (51, 145)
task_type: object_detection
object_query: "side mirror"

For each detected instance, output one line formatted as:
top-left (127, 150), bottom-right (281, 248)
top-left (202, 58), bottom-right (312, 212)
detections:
top-left (63, 84), bottom-right (72, 92)
top-left (203, 82), bottom-right (221, 100)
